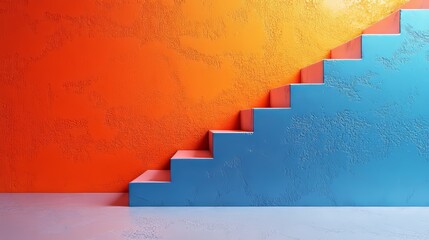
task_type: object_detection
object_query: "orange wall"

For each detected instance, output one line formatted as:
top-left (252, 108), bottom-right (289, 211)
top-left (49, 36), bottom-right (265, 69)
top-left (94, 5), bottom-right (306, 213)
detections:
top-left (0, 0), bottom-right (406, 192)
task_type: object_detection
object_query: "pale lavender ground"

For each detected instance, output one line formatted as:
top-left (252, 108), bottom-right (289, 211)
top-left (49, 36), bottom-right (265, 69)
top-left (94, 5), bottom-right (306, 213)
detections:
top-left (1, 193), bottom-right (429, 240)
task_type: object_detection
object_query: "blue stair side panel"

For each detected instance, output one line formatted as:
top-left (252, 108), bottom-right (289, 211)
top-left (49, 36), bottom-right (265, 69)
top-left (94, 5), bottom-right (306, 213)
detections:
top-left (130, 10), bottom-right (429, 206)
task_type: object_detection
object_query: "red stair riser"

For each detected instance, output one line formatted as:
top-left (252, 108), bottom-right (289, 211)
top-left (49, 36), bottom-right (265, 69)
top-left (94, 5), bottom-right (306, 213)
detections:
top-left (330, 36), bottom-right (362, 59)
top-left (363, 11), bottom-right (400, 34)
top-left (209, 131), bottom-right (214, 153)
top-left (240, 109), bottom-right (254, 131)
top-left (402, 0), bottom-right (429, 9)
top-left (270, 85), bottom-right (291, 108)
top-left (300, 61), bottom-right (324, 84)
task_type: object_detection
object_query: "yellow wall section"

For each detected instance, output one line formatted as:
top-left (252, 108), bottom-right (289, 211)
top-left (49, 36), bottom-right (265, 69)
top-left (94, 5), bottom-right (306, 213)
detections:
top-left (0, 0), bottom-right (407, 192)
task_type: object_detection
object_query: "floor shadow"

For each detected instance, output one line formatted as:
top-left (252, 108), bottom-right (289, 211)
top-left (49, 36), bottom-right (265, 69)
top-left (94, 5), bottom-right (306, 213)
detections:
top-left (110, 193), bottom-right (129, 207)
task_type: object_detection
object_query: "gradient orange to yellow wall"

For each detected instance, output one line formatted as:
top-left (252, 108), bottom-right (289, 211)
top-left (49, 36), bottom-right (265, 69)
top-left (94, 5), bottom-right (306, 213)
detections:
top-left (0, 0), bottom-right (407, 192)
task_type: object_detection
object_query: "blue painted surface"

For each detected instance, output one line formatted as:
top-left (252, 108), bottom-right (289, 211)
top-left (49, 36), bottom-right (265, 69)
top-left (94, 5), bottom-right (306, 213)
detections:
top-left (130, 10), bottom-right (429, 206)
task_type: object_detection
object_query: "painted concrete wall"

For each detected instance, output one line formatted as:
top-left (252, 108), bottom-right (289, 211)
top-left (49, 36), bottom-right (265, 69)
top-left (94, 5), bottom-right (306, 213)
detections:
top-left (0, 0), bottom-right (406, 192)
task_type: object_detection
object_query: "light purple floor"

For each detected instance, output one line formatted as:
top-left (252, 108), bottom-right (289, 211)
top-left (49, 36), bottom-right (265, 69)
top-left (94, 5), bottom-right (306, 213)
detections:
top-left (1, 193), bottom-right (429, 240)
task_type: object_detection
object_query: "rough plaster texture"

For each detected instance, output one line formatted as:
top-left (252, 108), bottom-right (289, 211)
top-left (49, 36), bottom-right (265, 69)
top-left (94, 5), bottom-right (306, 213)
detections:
top-left (1, 193), bottom-right (429, 240)
top-left (0, 0), bottom-right (407, 192)
top-left (130, 10), bottom-right (429, 206)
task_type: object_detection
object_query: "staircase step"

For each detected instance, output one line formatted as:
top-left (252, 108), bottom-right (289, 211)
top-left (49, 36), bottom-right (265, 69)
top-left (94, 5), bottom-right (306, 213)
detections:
top-left (290, 83), bottom-right (325, 109)
top-left (131, 170), bottom-right (171, 183)
top-left (301, 61), bottom-right (324, 83)
top-left (240, 109), bottom-right (254, 131)
top-left (330, 36), bottom-right (362, 59)
top-left (402, 0), bottom-right (429, 9)
top-left (270, 85), bottom-right (291, 108)
top-left (209, 130), bottom-right (253, 154)
top-left (172, 150), bottom-right (213, 159)
top-left (252, 107), bottom-right (293, 133)
top-left (361, 34), bottom-right (402, 60)
top-left (363, 11), bottom-right (400, 34)
top-left (170, 152), bottom-right (213, 182)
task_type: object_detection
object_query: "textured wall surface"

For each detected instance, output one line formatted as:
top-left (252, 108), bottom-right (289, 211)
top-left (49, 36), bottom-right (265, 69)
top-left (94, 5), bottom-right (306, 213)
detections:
top-left (0, 0), bottom-right (406, 192)
top-left (131, 10), bottom-right (429, 206)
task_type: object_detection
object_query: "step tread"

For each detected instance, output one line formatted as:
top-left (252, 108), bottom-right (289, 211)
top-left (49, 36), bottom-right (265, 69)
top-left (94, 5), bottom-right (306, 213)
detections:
top-left (131, 170), bottom-right (171, 183)
top-left (210, 130), bottom-right (253, 134)
top-left (402, 0), bottom-right (429, 9)
top-left (172, 150), bottom-right (213, 159)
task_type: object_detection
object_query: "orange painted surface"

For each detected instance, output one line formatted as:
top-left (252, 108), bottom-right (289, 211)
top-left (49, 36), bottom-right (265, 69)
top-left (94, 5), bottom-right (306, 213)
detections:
top-left (0, 0), bottom-right (407, 192)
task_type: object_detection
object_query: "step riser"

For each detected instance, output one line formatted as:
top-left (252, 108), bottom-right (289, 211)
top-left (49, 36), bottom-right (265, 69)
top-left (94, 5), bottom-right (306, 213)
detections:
top-left (240, 109), bottom-right (254, 131)
top-left (363, 11), bottom-right (401, 34)
top-left (330, 36), bottom-right (362, 59)
top-left (209, 131), bottom-right (213, 153)
top-left (171, 159), bottom-right (213, 182)
top-left (300, 61), bottom-right (324, 84)
top-left (270, 85), bottom-right (291, 108)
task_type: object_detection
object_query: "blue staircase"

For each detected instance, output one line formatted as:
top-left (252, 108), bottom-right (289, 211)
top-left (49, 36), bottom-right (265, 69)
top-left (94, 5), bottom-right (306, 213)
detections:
top-left (130, 9), bottom-right (429, 206)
